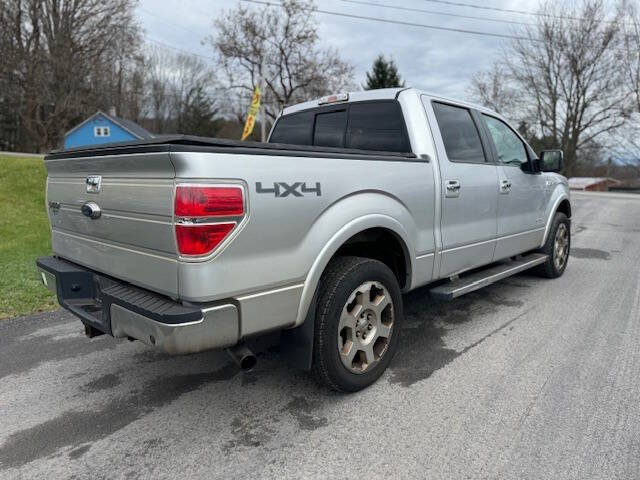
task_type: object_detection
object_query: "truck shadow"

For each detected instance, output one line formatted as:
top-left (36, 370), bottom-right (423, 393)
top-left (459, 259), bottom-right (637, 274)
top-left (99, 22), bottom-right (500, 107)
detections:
top-left (0, 276), bottom-right (533, 470)
top-left (390, 281), bottom-right (526, 387)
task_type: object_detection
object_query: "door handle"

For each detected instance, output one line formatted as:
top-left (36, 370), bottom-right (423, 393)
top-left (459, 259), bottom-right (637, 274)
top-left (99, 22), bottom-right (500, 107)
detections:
top-left (500, 180), bottom-right (512, 193)
top-left (445, 180), bottom-right (461, 198)
top-left (445, 180), bottom-right (461, 191)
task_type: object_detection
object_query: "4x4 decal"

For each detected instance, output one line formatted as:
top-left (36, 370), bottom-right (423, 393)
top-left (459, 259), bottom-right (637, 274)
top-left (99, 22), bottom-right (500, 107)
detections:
top-left (256, 182), bottom-right (321, 197)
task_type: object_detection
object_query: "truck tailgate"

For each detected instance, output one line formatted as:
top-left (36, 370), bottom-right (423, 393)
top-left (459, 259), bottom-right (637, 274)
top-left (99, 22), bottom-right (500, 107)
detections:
top-left (45, 151), bottom-right (178, 296)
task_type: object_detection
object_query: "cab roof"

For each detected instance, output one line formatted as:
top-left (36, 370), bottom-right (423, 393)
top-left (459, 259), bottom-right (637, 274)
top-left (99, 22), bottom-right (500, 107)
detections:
top-left (282, 88), bottom-right (407, 115)
top-left (281, 87), bottom-right (496, 118)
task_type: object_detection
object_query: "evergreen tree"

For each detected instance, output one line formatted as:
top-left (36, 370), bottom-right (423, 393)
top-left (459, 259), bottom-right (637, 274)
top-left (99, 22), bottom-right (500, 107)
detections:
top-left (364, 55), bottom-right (405, 90)
top-left (178, 86), bottom-right (222, 137)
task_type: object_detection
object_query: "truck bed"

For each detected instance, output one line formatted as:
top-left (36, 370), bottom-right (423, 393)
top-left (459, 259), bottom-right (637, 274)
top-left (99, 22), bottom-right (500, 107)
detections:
top-left (45, 135), bottom-right (418, 161)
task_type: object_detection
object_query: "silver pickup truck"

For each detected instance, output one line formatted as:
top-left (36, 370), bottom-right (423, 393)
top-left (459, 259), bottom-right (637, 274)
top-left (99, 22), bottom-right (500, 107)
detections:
top-left (37, 87), bottom-right (570, 392)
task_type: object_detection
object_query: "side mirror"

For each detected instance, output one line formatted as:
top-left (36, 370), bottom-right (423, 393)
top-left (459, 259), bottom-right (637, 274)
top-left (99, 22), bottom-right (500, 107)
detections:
top-left (539, 150), bottom-right (563, 173)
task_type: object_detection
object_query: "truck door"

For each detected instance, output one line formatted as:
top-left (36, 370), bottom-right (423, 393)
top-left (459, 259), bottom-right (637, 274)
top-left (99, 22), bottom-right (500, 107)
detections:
top-left (479, 114), bottom-right (547, 260)
top-left (425, 99), bottom-right (499, 277)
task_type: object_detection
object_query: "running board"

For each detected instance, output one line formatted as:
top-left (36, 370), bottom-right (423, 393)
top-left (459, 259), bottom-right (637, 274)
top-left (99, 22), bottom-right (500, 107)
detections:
top-left (429, 253), bottom-right (548, 301)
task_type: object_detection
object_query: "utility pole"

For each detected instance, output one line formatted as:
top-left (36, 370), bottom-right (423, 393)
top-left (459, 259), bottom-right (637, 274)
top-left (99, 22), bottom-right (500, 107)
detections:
top-left (260, 60), bottom-right (266, 143)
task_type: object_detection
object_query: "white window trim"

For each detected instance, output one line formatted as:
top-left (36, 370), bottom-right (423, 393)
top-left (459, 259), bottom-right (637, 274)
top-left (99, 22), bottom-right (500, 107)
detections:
top-left (94, 126), bottom-right (111, 137)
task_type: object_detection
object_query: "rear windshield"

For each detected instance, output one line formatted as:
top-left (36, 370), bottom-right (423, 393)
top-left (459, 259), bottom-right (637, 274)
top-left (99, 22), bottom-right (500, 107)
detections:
top-left (269, 100), bottom-right (411, 153)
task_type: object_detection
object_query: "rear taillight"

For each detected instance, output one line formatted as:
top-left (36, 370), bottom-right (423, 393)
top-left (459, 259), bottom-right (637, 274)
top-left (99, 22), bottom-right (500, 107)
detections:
top-left (174, 185), bottom-right (245, 257)
top-left (175, 186), bottom-right (244, 217)
top-left (175, 223), bottom-right (236, 256)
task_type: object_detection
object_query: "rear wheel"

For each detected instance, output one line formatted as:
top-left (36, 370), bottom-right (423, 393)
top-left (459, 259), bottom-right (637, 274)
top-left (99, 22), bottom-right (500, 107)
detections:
top-left (311, 256), bottom-right (403, 392)
top-left (536, 212), bottom-right (570, 278)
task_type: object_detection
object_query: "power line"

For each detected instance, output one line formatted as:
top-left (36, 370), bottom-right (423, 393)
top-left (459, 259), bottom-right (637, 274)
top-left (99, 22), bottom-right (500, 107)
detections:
top-left (241, 0), bottom-right (534, 41)
top-left (136, 8), bottom-right (216, 63)
top-left (421, 0), bottom-right (572, 18)
top-left (421, 0), bottom-right (628, 25)
top-left (340, 0), bottom-right (533, 27)
top-left (143, 35), bottom-right (215, 62)
top-left (139, 7), bottom-right (199, 33)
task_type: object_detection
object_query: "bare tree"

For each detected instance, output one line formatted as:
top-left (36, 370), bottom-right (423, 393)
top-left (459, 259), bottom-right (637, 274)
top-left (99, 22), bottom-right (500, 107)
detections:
top-left (0, 0), bottom-right (142, 151)
top-left (208, 0), bottom-right (354, 129)
top-left (142, 46), bottom-right (221, 136)
top-left (119, 55), bottom-right (147, 124)
top-left (145, 46), bottom-right (175, 134)
top-left (469, 63), bottom-right (519, 118)
top-left (470, 1), bottom-right (633, 176)
top-left (610, 0), bottom-right (640, 172)
top-left (620, 0), bottom-right (640, 112)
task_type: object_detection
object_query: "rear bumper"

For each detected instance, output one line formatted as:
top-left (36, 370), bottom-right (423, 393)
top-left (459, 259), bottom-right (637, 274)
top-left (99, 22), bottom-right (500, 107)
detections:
top-left (36, 256), bottom-right (239, 354)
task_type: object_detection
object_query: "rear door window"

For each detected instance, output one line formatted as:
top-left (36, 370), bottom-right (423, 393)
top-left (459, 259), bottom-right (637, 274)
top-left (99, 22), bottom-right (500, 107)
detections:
top-left (346, 102), bottom-right (410, 152)
top-left (313, 110), bottom-right (347, 148)
top-left (432, 102), bottom-right (487, 163)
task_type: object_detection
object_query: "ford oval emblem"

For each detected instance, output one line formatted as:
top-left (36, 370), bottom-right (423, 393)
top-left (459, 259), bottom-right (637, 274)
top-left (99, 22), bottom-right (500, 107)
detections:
top-left (81, 202), bottom-right (101, 219)
top-left (86, 175), bottom-right (101, 193)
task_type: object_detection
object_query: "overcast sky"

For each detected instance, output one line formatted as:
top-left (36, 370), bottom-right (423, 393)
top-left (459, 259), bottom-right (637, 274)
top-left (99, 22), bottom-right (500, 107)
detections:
top-left (136, 0), bottom-right (541, 102)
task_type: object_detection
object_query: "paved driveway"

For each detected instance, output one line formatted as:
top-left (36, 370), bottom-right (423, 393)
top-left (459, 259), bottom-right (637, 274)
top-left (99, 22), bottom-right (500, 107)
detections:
top-left (1, 192), bottom-right (639, 479)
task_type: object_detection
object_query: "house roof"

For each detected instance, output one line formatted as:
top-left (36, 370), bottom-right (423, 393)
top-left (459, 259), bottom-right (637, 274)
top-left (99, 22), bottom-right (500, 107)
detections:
top-left (65, 111), bottom-right (153, 139)
top-left (568, 177), bottom-right (621, 189)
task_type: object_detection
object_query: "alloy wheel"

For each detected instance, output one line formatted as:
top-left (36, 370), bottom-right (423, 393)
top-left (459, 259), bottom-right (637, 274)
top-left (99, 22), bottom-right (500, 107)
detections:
top-left (337, 281), bottom-right (394, 374)
top-left (553, 223), bottom-right (569, 270)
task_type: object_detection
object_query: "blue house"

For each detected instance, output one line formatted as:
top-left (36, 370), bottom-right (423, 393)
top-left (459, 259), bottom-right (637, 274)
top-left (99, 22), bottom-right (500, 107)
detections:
top-left (64, 110), bottom-right (153, 149)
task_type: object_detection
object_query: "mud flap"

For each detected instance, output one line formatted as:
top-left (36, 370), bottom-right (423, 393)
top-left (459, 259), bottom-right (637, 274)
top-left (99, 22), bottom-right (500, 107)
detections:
top-left (280, 292), bottom-right (316, 371)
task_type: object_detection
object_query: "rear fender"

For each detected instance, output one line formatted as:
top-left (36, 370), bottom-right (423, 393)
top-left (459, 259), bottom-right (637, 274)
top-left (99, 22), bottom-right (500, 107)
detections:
top-left (281, 193), bottom-right (416, 370)
top-left (296, 213), bottom-right (414, 327)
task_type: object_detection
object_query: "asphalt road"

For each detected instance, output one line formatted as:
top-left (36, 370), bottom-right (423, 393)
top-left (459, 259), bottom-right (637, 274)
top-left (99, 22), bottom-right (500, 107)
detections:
top-left (1, 191), bottom-right (639, 479)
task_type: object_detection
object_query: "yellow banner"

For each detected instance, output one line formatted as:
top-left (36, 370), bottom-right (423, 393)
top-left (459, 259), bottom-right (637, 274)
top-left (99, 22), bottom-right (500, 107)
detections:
top-left (241, 86), bottom-right (261, 141)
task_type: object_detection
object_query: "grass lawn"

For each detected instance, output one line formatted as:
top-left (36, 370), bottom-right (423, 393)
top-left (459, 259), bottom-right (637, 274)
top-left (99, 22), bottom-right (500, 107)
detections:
top-left (0, 154), bottom-right (57, 319)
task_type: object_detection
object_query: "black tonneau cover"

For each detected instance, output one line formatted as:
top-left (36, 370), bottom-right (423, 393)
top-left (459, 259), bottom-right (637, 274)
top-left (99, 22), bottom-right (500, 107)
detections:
top-left (45, 135), bottom-right (418, 162)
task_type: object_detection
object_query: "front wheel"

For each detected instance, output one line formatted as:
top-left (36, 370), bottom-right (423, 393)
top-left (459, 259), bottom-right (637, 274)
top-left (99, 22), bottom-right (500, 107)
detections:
top-left (311, 256), bottom-right (403, 392)
top-left (536, 212), bottom-right (570, 278)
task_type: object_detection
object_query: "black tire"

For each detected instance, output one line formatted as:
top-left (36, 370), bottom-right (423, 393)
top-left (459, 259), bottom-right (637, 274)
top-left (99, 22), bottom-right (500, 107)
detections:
top-left (535, 212), bottom-right (570, 278)
top-left (311, 256), bottom-right (403, 392)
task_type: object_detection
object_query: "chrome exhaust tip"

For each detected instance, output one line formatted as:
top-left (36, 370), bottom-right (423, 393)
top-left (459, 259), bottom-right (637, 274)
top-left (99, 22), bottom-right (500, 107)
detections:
top-left (226, 342), bottom-right (257, 372)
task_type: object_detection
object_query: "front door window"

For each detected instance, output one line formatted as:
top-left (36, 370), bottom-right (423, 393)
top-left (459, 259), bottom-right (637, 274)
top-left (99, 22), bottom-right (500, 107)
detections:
top-left (482, 115), bottom-right (527, 166)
